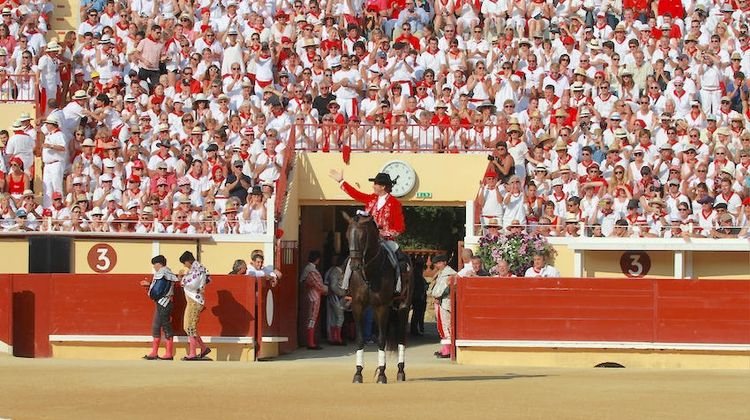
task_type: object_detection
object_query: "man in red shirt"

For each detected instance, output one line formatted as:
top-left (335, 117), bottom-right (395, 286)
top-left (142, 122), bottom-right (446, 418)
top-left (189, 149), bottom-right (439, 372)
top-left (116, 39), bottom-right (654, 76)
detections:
top-left (329, 169), bottom-right (406, 293)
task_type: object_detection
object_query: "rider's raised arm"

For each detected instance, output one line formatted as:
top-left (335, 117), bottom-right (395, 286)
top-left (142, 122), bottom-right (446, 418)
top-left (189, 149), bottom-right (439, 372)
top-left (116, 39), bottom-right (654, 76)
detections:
top-left (340, 181), bottom-right (374, 204)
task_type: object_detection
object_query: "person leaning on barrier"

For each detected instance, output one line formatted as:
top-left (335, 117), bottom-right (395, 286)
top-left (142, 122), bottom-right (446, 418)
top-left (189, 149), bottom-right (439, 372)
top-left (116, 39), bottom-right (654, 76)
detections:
top-left (229, 259), bottom-right (247, 275)
top-left (247, 250), bottom-right (280, 287)
top-left (458, 256), bottom-right (490, 277)
top-left (495, 259), bottom-right (514, 277)
top-left (523, 252), bottom-right (560, 278)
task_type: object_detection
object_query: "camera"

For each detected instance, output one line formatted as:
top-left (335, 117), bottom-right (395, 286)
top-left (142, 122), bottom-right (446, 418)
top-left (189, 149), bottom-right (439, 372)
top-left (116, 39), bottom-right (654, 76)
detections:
top-left (487, 155), bottom-right (495, 161)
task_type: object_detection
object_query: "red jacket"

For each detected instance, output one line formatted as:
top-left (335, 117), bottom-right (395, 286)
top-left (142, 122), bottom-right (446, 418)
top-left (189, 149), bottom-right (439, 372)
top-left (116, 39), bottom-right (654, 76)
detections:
top-left (341, 182), bottom-right (405, 239)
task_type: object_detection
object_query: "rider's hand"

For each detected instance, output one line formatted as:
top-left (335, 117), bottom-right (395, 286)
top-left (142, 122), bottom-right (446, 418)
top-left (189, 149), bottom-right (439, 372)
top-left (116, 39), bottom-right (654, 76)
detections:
top-left (329, 168), bottom-right (344, 183)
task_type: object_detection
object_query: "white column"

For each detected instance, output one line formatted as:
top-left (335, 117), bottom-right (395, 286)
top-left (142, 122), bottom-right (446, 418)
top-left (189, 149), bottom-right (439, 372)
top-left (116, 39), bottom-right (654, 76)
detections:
top-left (465, 200), bottom-right (475, 237)
top-left (573, 250), bottom-right (583, 277)
top-left (674, 251), bottom-right (684, 279)
top-left (685, 251), bottom-right (694, 279)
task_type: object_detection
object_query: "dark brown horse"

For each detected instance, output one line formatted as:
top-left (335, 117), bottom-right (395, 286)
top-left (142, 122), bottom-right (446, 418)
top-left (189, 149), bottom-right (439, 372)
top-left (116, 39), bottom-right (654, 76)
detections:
top-left (343, 212), bottom-right (412, 383)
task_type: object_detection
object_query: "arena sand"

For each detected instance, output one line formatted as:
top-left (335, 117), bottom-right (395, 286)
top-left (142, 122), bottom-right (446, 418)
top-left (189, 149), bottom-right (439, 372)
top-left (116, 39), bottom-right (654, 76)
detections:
top-left (0, 339), bottom-right (748, 420)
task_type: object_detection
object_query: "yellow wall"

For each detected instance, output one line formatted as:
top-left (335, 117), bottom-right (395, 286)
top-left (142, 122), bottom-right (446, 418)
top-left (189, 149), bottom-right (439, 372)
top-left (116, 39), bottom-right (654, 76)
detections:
top-left (584, 250), bottom-right (675, 278)
top-left (73, 239), bottom-right (156, 274)
top-left (0, 239), bottom-right (29, 273)
top-left (51, 0), bottom-right (79, 39)
top-left (200, 241), bottom-right (266, 275)
top-left (551, 244), bottom-right (575, 277)
top-left (0, 103), bottom-right (36, 133)
top-left (692, 252), bottom-right (750, 280)
top-left (294, 152), bottom-right (487, 205)
top-left (72, 238), bottom-right (268, 274)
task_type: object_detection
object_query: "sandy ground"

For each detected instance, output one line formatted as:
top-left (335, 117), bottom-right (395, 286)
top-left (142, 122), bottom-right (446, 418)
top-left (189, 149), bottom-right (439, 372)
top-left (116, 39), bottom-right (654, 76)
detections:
top-left (0, 332), bottom-right (748, 420)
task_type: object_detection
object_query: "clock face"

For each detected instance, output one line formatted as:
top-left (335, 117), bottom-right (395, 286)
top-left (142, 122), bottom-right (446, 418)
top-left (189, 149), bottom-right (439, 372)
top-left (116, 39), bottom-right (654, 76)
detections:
top-left (381, 160), bottom-right (416, 198)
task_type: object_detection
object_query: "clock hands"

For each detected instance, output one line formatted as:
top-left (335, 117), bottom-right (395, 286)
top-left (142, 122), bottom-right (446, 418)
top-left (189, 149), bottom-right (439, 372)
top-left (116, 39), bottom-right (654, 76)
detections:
top-left (392, 175), bottom-right (399, 185)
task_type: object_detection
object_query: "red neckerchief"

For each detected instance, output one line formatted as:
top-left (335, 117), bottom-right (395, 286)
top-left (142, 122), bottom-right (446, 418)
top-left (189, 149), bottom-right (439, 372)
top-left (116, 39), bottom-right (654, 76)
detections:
top-left (553, 191), bottom-right (566, 201)
top-left (702, 209), bottom-right (713, 219)
top-left (674, 89), bottom-right (685, 98)
top-left (147, 35), bottom-right (160, 43)
top-left (722, 191), bottom-right (734, 202)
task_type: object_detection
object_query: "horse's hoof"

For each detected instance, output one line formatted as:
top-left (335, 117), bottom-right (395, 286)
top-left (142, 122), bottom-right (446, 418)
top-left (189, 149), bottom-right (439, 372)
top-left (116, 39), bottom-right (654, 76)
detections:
top-left (352, 374), bottom-right (363, 384)
top-left (397, 371), bottom-right (406, 382)
top-left (376, 374), bottom-right (387, 384)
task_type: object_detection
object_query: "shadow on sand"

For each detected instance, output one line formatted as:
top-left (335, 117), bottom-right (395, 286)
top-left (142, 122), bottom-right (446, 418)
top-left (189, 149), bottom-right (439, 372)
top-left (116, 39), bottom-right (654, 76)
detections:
top-left (411, 374), bottom-right (551, 382)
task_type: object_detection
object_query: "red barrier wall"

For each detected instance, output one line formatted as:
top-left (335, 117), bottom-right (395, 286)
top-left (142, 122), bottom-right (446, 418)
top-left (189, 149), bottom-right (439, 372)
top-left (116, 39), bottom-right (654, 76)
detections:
top-left (455, 278), bottom-right (750, 345)
top-left (12, 275), bottom-right (52, 357)
top-left (0, 275), bottom-right (11, 350)
top-left (11, 274), bottom-right (256, 357)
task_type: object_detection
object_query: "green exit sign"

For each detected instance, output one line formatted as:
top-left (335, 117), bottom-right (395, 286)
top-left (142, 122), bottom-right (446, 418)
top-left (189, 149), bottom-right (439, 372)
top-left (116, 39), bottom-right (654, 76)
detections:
top-left (415, 192), bottom-right (432, 199)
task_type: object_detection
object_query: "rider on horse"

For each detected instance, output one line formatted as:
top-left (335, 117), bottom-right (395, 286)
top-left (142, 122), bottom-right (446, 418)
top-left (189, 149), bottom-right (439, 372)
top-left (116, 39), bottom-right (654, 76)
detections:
top-left (329, 169), bottom-right (406, 293)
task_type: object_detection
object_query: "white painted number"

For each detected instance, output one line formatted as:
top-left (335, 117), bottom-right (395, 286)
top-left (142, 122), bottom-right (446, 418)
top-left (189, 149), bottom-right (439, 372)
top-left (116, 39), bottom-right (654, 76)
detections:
top-left (627, 254), bottom-right (643, 277)
top-left (95, 248), bottom-right (111, 271)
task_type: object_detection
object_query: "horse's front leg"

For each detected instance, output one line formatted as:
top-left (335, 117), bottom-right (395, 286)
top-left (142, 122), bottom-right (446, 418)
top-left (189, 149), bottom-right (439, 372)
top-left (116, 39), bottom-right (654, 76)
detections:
top-left (352, 302), bottom-right (365, 384)
top-left (396, 307), bottom-right (408, 382)
top-left (374, 304), bottom-right (390, 384)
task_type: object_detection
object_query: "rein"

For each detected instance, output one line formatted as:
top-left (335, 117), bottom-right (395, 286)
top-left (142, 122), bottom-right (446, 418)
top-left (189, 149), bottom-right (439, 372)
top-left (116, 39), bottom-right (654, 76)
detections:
top-left (352, 220), bottom-right (385, 284)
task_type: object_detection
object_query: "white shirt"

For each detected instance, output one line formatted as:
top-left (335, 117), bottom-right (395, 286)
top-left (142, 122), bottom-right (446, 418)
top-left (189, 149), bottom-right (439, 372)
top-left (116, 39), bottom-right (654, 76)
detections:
top-left (42, 130), bottom-right (67, 164)
top-left (524, 264), bottom-right (560, 278)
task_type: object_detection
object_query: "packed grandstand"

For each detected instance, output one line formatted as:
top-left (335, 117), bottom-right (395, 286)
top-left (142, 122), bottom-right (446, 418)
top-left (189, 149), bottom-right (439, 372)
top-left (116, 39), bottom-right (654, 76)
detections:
top-left (0, 0), bottom-right (748, 237)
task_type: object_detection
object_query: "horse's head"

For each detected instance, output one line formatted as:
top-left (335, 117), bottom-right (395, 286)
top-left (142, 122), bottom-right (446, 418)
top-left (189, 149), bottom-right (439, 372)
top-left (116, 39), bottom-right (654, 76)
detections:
top-left (343, 211), bottom-right (379, 267)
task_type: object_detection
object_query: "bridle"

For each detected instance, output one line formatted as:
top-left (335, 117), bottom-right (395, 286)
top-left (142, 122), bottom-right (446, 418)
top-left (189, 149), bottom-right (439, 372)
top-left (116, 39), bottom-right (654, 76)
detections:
top-left (348, 216), bottom-right (382, 273)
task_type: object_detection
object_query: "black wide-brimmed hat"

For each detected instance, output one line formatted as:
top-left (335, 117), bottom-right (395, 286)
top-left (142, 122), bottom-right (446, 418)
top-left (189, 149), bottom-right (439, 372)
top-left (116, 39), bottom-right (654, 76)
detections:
top-left (369, 172), bottom-right (395, 187)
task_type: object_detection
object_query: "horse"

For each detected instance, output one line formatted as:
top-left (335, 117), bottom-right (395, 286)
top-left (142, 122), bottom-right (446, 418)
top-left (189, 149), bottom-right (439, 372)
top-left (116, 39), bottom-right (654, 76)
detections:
top-left (343, 212), bottom-right (412, 384)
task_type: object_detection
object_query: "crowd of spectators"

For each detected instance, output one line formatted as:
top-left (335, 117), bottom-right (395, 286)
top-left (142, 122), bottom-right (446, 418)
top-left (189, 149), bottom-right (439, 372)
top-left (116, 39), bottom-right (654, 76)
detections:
top-left (0, 0), bottom-right (748, 236)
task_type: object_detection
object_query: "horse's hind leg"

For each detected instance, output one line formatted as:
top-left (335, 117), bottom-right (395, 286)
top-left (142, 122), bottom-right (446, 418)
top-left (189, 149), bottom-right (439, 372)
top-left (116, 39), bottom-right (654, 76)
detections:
top-left (374, 305), bottom-right (389, 384)
top-left (352, 304), bottom-right (365, 384)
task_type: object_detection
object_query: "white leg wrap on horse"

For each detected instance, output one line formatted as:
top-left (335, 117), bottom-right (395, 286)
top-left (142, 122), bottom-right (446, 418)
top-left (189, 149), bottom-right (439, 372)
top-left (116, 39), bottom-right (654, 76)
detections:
top-left (398, 344), bottom-right (405, 364)
top-left (378, 350), bottom-right (386, 367)
top-left (356, 349), bottom-right (364, 367)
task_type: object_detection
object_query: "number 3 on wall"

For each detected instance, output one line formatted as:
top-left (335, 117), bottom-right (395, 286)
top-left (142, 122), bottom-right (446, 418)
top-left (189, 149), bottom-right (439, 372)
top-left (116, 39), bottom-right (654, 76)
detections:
top-left (620, 251), bottom-right (651, 278)
top-left (87, 244), bottom-right (118, 273)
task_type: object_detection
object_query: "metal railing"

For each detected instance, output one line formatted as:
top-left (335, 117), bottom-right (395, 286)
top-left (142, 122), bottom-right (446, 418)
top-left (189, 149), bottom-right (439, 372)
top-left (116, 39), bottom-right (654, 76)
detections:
top-left (0, 73), bottom-right (39, 103)
top-left (291, 122), bottom-right (496, 153)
